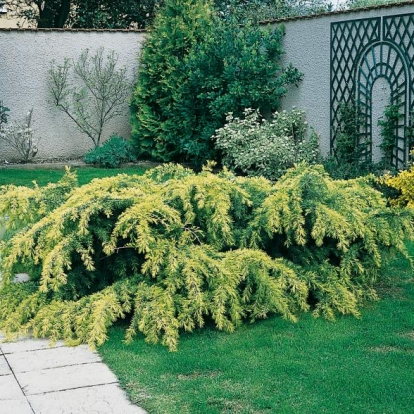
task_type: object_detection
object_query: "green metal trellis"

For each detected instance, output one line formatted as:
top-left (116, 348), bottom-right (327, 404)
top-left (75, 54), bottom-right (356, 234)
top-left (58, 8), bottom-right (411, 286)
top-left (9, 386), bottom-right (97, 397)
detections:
top-left (330, 13), bottom-right (414, 168)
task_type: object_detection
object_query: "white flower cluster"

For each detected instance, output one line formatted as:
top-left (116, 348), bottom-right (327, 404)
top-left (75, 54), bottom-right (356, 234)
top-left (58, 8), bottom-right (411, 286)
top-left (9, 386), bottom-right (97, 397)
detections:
top-left (0, 109), bottom-right (39, 163)
top-left (213, 108), bottom-right (320, 180)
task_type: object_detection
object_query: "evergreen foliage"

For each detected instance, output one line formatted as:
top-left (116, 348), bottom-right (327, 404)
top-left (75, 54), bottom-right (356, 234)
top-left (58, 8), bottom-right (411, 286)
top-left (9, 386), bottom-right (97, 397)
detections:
top-left (324, 101), bottom-right (389, 179)
top-left (67, 0), bottom-right (163, 29)
top-left (131, 0), bottom-right (214, 162)
top-left (131, 0), bottom-right (302, 166)
top-left (177, 19), bottom-right (302, 165)
top-left (385, 157), bottom-right (414, 208)
top-left (215, 0), bottom-right (332, 23)
top-left (0, 164), bottom-right (412, 350)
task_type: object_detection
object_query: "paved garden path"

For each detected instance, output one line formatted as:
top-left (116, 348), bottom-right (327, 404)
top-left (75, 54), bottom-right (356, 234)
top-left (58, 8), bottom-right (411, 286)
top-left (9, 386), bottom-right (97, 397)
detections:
top-left (0, 333), bottom-right (146, 414)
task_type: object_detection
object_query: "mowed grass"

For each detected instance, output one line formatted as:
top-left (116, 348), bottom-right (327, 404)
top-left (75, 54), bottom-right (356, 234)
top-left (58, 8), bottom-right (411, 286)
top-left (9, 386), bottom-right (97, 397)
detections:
top-left (0, 165), bottom-right (149, 187)
top-left (99, 246), bottom-right (414, 414)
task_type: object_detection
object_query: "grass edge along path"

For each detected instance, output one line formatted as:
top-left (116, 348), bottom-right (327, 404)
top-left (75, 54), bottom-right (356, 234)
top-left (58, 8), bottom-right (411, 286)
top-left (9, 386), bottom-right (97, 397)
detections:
top-left (99, 245), bottom-right (414, 414)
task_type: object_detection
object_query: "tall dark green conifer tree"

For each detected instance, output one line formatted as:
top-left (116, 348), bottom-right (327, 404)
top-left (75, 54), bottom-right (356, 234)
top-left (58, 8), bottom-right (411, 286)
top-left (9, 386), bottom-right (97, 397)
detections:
top-left (130, 0), bottom-right (214, 161)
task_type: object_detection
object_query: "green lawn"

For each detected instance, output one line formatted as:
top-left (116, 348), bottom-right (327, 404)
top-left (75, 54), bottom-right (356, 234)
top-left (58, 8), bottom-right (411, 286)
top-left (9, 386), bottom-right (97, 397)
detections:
top-left (99, 248), bottom-right (414, 414)
top-left (0, 166), bottom-right (149, 187)
top-left (2, 166), bottom-right (414, 413)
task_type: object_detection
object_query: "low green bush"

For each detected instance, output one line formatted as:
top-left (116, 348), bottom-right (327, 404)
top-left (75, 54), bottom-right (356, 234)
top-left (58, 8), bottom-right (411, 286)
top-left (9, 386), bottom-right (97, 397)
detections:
top-left (84, 135), bottom-right (137, 168)
top-left (213, 108), bottom-right (319, 180)
top-left (0, 163), bottom-right (412, 350)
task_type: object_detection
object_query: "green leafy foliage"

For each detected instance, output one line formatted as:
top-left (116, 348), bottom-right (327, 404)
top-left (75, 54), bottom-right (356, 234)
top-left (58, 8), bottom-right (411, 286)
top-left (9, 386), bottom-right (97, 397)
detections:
top-left (378, 103), bottom-right (403, 168)
top-left (325, 101), bottom-right (409, 180)
top-left (0, 164), bottom-right (412, 350)
top-left (131, 0), bottom-right (214, 162)
top-left (213, 108), bottom-right (319, 180)
top-left (324, 101), bottom-right (391, 179)
top-left (176, 19), bottom-right (302, 165)
top-left (84, 135), bottom-right (137, 168)
top-left (131, 0), bottom-right (302, 166)
top-left (344, 0), bottom-right (403, 10)
top-left (67, 0), bottom-right (163, 29)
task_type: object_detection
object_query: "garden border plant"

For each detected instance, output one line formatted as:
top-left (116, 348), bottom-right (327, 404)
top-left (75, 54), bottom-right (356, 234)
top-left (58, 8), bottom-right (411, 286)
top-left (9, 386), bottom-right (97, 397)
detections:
top-left (213, 107), bottom-right (320, 180)
top-left (0, 108), bottom-right (40, 163)
top-left (131, 0), bottom-right (303, 166)
top-left (378, 102), bottom-right (404, 168)
top-left (49, 47), bottom-right (131, 149)
top-left (0, 163), bottom-right (412, 351)
top-left (83, 134), bottom-right (137, 168)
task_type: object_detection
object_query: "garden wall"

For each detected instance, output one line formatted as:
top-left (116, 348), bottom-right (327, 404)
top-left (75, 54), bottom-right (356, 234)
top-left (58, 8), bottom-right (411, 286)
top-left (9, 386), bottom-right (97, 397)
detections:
top-left (0, 29), bottom-right (145, 162)
top-left (0, 2), bottom-right (413, 163)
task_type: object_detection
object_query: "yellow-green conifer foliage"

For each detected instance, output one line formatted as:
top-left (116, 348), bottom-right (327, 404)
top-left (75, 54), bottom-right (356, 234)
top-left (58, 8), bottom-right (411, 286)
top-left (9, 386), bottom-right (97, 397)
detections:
top-left (385, 162), bottom-right (414, 208)
top-left (0, 164), bottom-right (412, 350)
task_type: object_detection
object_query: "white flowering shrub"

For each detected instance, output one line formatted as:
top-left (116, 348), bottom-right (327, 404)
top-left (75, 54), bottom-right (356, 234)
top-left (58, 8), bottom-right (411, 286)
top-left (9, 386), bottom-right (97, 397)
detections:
top-left (213, 108), bottom-right (320, 180)
top-left (0, 109), bottom-right (39, 163)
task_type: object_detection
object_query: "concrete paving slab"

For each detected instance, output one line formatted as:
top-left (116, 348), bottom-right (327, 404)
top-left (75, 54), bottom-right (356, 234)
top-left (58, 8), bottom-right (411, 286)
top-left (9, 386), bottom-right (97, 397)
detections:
top-left (0, 333), bottom-right (147, 413)
top-left (0, 398), bottom-right (34, 414)
top-left (0, 338), bottom-right (65, 354)
top-left (28, 383), bottom-right (146, 414)
top-left (0, 355), bottom-right (11, 376)
top-left (0, 374), bottom-right (26, 400)
top-left (17, 362), bottom-right (118, 395)
top-left (6, 345), bottom-right (101, 373)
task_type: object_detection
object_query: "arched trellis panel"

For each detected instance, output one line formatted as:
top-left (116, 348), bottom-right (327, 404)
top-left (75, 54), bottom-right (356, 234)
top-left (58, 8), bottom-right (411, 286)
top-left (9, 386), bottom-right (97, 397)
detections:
top-left (356, 41), bottom-right (409, 168)
top-left (330, 12), bottom-right (414, 169)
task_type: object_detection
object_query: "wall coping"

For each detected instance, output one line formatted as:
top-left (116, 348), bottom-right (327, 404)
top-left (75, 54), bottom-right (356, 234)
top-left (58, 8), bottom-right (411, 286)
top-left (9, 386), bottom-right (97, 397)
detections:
top-left (0, 27), bottom-right (146, 32)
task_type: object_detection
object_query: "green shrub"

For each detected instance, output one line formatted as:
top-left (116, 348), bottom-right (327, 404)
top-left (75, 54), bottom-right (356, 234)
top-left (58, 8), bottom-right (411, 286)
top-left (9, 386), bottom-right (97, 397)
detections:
top-left (131, 0), bottom-right (214, 162)
top-left (323, 101), bottom-right (368, 179)
top-left (214, 0), bottom-right (332, 23)
top-left (176, 19), bottom-right (302, 165)
top-left (84, 135), bottom-right (137, 168)
top-left (384, 156), bottom-right (414, 208)
top-left (0, 164), bottom-right (411, 350)
top-left (131, 0), bottom-right (302, 166)
top-left (378, 103), bottom-right (404, 168)
top-left (213, 108), bottom-right (319, 180)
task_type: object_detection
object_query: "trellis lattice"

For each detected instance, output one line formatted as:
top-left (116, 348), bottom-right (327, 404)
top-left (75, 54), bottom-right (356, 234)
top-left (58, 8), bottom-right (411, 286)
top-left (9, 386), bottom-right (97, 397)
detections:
top-left (330, 13), bottom-right (414, 168)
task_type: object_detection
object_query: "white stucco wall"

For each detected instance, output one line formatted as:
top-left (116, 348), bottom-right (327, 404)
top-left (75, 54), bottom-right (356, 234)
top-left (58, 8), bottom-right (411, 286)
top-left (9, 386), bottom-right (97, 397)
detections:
top-left (0, 29), bottom-right (144, 162)
top-left (279, 2), bottom-right (414, 156)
